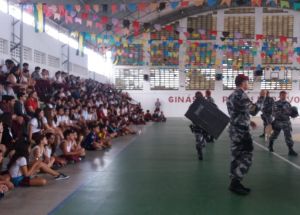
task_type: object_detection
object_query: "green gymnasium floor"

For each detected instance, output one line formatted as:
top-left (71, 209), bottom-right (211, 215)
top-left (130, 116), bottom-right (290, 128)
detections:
top-left (50, 118), bottom-right (300, 215)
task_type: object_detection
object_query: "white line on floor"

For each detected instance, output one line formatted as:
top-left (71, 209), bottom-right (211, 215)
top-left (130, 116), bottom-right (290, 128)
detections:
top-left (253, 140), bottom-right (300, 171)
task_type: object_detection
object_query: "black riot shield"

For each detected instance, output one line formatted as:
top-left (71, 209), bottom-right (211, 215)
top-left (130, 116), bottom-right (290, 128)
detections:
top-left (185, 98), bottom-right (229, 139)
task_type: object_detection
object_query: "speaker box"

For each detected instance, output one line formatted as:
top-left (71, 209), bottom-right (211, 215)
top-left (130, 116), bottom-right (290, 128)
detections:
top-left (255, 69), bottom-right (263, 76)
top-left (185, 98), bottom-right (229, 139)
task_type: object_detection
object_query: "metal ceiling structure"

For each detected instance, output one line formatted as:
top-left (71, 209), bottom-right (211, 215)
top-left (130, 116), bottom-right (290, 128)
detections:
top-left (7, 0), bottom-right (299, 56)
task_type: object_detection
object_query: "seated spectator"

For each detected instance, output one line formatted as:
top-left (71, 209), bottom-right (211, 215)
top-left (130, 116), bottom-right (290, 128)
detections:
top-left (1, 114), bottom-right (15, 154)
top-left (0, 95), bottom-right (16, 114)
top-left (29, 134), bottom-right (55, 168)
top-left (82, 124), bottom-right (106, 151)
top-left (159, 111), bottom-right (167, 122)
top-left (60, 129), bottom-right (85, 162)
top-left (45, 133), bottom-right (66, 168)
top-left (0, 148), bottom-right (14, 192)
top-left (28, 108), bottom-right (52, 143)
top-left (31, 67), bottom-right (41, 80)
top-left (8, 141), bottom-right (69, 187)
top-left (152, 109), bottom-right (160, 122)
top-left (25, 91), bottom-right (39, 117)
top-left (144, 110), bottom-right (152, 122)
top-left (14, 92), bottom-right (29, 120)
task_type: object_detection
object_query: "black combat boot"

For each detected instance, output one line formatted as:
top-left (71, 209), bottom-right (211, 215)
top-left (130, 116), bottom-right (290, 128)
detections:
top-left (288, 147), bottom-right (298, 156)
top-left (268, 141), bottom-right (274, 152)
top-left (229, 179), bottom-right (250, 195)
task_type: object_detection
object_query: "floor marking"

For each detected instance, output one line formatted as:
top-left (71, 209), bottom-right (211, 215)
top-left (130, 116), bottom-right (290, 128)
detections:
top-left (253, 140), bottom-right (300, 171)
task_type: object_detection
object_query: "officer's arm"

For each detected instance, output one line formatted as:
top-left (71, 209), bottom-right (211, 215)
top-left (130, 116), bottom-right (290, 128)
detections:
top-left (248, 96), bottom-right (264, 116)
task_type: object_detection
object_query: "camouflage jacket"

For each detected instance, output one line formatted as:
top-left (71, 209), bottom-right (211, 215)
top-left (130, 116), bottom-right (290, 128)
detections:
top-left (262, 96), bottom-right (275, 115)
top-left (206, 96), bottom-right (215, 104)
top-left (272, 100), bottom-right (292, 121)
top-left (227, 88), bottom-right (264, 132)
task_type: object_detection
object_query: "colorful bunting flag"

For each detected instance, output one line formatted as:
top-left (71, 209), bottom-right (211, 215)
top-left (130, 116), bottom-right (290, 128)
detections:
top-left (34, 3), bottom-right (45, 33)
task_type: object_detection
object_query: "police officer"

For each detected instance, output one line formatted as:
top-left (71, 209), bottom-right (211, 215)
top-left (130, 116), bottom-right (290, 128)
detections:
top-left (259, 90), bottom-right (274, 138)
top-left (189, 91), bottom-right (207, 161)
top-left (268, 91), bottom-right (298, 156)
top-left (205, 90), bottom-right (216, 143)
top-left (226, 74), bottom-right (264, 195)
top-left (205, 90), bottom-right (215, 104)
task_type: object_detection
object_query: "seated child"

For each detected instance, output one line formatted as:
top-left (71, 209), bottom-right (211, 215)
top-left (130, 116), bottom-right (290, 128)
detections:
top-left (60, 129), bottom-right (85, 163)
top-left (8, 141), bottom-right (69, 187)
top-left (81, 124), bottom-right (106, 150)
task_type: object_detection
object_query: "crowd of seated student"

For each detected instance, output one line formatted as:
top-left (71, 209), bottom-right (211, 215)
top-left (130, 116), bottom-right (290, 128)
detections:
top-left (144, 109), bottom-right (166, 122)
top-left (0, 59), bottom-right (147, 199)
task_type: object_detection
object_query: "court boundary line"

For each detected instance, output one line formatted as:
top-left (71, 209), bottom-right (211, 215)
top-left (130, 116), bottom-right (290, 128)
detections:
top-left (253, 140), bottom-right (300, 171)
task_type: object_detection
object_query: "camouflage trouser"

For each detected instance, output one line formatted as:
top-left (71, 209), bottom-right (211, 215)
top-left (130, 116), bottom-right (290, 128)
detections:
top-left (229, 130), bottom-right (253, 181)
top-left (261, 114), bottom-right (272, 127)
top-left (270, 120), bottom-right (294, 147)
top-left (195, 132), bottom-right (205, 154)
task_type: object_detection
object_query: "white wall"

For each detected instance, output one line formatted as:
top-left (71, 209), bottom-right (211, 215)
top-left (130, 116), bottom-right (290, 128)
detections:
top-left (124, 8), bottom-right (300, 117)
top-left (0, 11), bottom-right (88, 78)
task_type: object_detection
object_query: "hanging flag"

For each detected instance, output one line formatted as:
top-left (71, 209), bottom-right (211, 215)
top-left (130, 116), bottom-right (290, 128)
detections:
top-left (128, 3), bottom-right (137, 12)
top-left (170, 1), bottom-right (180, 9)
top-left (193, 0), bottom-right (205, 6)
top-left (34, 3), bottom-right (45, 33)
top-left (280, 0), bottom-right (290, 8)
top-left (78, 33), bottom-right (84, 56)
top-left (111, 4), bottom-right (118, 13)
top-left (207, 0), bottom-right (217, 6)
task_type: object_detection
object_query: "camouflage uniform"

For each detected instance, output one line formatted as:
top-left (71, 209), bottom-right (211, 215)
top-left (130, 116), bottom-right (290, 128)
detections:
top-left (261, 96), bottom-right (274, 128)
top-left (227, 89), bottom-right (264, 181)
top-left (206, 96), bottom-right (215, 104)
top-left (193, 125), bottom-right (207, 156)
top-left (269, 100), bottom-right (294, 147)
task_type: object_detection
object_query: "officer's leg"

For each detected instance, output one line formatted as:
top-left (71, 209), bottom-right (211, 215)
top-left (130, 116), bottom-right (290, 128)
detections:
top-left (282, 122), bottom-right (298, 156)
top-left (195, 133), bottom-right (205, 160)
top-left (229, 133), bottom-right (253, 195)
top-left (268, 122), bottom-right (281, 152)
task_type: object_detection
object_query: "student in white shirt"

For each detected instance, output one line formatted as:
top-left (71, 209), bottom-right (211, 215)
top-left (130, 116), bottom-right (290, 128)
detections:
top-left (8, 142), bottom-right (69, 187)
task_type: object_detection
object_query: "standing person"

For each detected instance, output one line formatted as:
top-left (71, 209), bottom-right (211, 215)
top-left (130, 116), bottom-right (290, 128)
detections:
top-left (205, 90), bottom-right (215, 104)
top-left (259, 90), bottom-right (274, 138)
top-left (155, 98), bottom-right (161, 111)
top-left (268, 91), bottom-right (298, 156)
top-left (188, 91), bottom-right (208, 161)
top-left (226, 74), bottom-right (264, 195)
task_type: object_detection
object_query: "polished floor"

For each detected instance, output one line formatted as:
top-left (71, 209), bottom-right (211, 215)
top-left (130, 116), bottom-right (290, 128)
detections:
top-left (1, 119), bottom-right (300, 215)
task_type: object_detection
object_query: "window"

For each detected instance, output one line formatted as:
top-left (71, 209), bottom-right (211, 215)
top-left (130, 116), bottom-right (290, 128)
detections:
top-left (263, 15), bottom-right (293, 37)
top-left (114, 44), bottom-right (143, 66)
top-left (261, 68), bottom-right (292, 90)
top-left (187, 14), bottom-right (217, 40)
top-left (150, 68), bottom-right (179, 90)
top-left (185, 42), bottom-right (216, 66)
top-left (150, 41), bottom-right (179, 66)
top-left (48, 55), bottom-right (60, 68)
top-left (185, 68), bottom-right (215, 90)
top-left (115, 68), bottom-right (143, 90)
top-left (224, 16), bottom-right (255, 39)
top-left (10, 42), bottom-right (20, 59)
top-left (0, 38), bottom-right (8, 54)
top-left (23, 46), bottom-right (32, 61)
top-left (34, 50), bottom-right (46, 65)
top-left (223, 68), bottom-right (254, 90)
